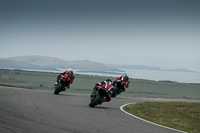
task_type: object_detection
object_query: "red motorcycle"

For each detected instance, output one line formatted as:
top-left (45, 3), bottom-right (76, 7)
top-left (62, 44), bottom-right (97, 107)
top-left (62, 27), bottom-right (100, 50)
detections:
top-left (89, 87), bottom-right (111, 107)
top-left (54, 75), bottom-right (69, 95)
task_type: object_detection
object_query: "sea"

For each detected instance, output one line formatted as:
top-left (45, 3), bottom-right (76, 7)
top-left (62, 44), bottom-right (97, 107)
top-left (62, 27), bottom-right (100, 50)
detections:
top-left (70, 68), bottom-right (200, 84)
top-left (9, 68), bottom-right (200, 84)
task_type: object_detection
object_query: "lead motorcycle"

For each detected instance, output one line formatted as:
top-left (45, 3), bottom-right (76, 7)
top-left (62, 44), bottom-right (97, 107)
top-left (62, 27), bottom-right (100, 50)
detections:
top-left (89, 87), bottom-right (110, 107)
top-left (54, 75), bottom-right (69, 95)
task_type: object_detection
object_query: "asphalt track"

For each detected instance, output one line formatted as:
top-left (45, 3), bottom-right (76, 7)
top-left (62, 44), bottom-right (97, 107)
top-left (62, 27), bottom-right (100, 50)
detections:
top-left (0, 86), bottom-right (183, 133)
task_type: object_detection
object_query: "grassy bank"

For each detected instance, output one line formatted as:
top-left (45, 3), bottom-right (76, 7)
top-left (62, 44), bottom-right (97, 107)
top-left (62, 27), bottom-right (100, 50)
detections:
top-left (0, 69), bottom-right (200, 99)
top-left (124, 102), bottom-right (200, 133)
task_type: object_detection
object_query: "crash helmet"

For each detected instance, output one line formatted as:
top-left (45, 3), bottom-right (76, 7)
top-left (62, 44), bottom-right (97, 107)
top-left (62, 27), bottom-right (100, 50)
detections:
top-left (122, 74), bottom-right (129, 82)
top-left (67, 68), bottom-right (72, 71)
top-left (106, 79), bottom-right (112, 83)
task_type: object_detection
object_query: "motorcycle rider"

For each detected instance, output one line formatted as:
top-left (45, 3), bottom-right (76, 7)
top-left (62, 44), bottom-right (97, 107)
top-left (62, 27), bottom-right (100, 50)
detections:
top-left (112, 74), bottom-right (130, 95)
top-left (90, 79), bottom-right (113, 102)
top-left (55, 68), bottom-right (75, 89)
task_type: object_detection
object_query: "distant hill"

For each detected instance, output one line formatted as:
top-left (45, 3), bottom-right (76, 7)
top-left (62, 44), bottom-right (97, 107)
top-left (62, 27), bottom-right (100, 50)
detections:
top-left (0, 55), bottom-right (195, 73)
top-left (165, 68), bottom-right (195, 73)
top-left (0, 55), bottom-right (121, 72)
top-left (0, 58), bottom-right (57, 70)
top-left (107, 64), bottom-right (162, 71)
top-left (107, 64), bottom-right (196, 73)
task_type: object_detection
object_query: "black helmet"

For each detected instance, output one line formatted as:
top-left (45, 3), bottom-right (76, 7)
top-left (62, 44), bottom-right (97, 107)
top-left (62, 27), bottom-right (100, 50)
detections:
top-left (106, 79), bottom-right (112, 82)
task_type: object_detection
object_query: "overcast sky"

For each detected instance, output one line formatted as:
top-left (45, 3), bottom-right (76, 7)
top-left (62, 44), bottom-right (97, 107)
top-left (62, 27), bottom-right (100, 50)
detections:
top-left (1, 0), bottom-right (200, 72)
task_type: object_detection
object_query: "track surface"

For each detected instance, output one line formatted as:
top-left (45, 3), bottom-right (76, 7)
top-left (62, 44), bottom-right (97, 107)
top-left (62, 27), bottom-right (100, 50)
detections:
top-left (0, 86), bottom-right (181, 133)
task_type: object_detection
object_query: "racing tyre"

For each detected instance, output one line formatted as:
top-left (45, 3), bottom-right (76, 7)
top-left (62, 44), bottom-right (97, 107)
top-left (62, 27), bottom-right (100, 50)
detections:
top-left (54, 83), bottom-right (63, 95)
top-left (111, 87), bottom-right (118, 98)
top-left (89, 95), bottom-right (102, 107)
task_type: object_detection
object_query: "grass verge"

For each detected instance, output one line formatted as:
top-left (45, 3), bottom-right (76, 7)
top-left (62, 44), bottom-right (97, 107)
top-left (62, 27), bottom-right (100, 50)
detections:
top-left (0, 69), bottom-right (200, 99)
top-left (123, 102), bottom-right (200, 133)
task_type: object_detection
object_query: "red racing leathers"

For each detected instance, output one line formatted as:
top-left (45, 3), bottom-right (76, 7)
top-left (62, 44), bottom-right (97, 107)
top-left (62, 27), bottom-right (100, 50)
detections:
top-left (56, 70), bottom-right (75, 88)
top-left (112, 75), bottom-right (130, 92)
top-left (91, 80), bottom-right (113, 101)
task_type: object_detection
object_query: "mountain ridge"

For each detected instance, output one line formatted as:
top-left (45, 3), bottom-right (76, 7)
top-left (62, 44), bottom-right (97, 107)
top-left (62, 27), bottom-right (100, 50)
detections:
top-left (1, 55), bottom-right (121, 72)
top-left (0, 55), bottom-right (196, 73)
top-left (107, 64), bottom-right (196, 73)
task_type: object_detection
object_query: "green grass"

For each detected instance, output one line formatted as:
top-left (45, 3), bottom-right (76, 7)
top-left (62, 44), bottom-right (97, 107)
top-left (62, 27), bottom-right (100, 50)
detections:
top-left (0, 69), bottom-right (200, 99)
top-left (124, 102), bottom-right (200, 133)
top-left (0, 69), bottom-right (113, 93)
top-left (0, 69), bottom-right (57, 89)
top-left (122, 79), bottom-right (200, 99)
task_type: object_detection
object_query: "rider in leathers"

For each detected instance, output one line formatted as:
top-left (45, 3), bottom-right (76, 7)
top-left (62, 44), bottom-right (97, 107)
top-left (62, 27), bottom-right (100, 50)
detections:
top-left (112, 74), bottom-right (130, 96)
top-left (55, 68), bottom-right (75, 89)
top-left (90, 79), bottom-right (113, 102)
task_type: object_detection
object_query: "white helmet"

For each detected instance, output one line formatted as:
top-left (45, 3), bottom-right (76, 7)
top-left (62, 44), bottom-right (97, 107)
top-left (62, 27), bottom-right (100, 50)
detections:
top-left (67, 68), bottom-right (72, 71)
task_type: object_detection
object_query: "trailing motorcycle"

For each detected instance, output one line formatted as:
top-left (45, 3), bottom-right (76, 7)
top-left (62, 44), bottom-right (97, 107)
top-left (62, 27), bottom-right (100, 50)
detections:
top-left (111, 80), bottom-right (124, 98)
top-left (89, 87), bottom-right (111, 107)
top-left (54, 75), bottom-right (69, 95)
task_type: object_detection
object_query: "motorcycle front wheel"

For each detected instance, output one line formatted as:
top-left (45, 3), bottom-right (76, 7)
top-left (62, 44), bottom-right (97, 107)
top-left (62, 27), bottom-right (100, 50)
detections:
top-left (89, 95), bottom-right (102, 107)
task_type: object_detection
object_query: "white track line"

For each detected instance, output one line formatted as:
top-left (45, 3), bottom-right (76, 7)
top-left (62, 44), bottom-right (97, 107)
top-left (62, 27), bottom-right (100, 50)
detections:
top-left (120, 103), bottom-right (188, 133)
